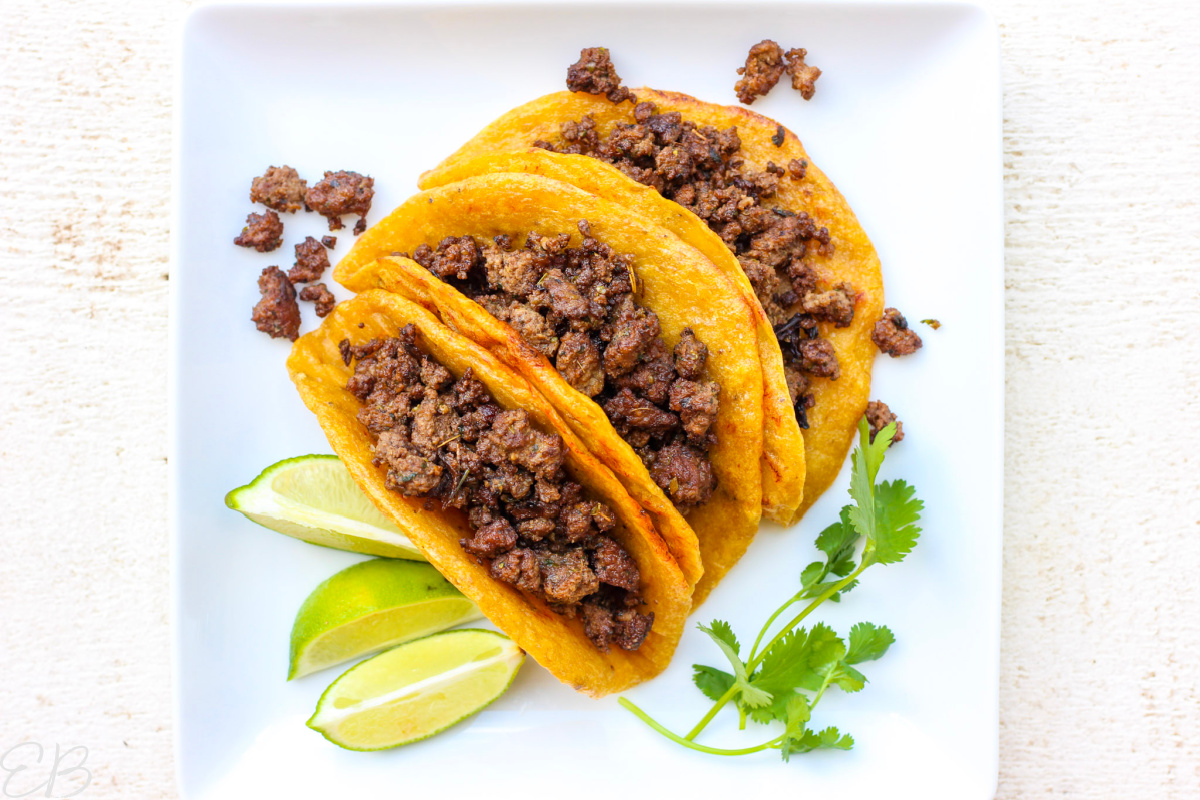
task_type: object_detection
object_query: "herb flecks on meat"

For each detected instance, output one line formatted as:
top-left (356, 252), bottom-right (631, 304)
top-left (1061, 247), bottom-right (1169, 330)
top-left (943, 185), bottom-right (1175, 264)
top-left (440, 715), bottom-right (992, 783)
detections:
top-left (234, 210), bottom-right (284, 252)
top-left (542, 74), bottom-right (855, 426)
top-left (567, 47), bottom-right (636, 105)
top-left (412, 222), bottom-right (719, 512)
top-left (289, 236), bottom-right (330, 283)
top-left (872, 308), bottom-right (923, 357)
top-left (735, 40), bottom-right (787, 105)
top-left (343, 327), bottom-right (654, 652)
top-left (250, 165), bottom-right (308, 213)
top-left (306, 170), bottom-right (375, 232)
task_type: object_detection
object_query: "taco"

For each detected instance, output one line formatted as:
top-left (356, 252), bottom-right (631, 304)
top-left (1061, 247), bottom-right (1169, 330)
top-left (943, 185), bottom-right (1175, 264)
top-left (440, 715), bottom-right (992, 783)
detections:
top-left (287, 289), bottom-right (690, 695)
top-left (333, 173), bottom-right (765, 603)
top-left (419, 88), bottom-right (884, 519)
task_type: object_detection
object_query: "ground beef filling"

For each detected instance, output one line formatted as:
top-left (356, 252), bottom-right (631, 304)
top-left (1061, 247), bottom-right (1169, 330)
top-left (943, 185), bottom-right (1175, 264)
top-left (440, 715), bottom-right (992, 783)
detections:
top-left (342, 327), bottom-right (654, 653)
top-left (408, 222), bottom-right (719, 512)
top-left (534, 102), bottom-right (853, 428)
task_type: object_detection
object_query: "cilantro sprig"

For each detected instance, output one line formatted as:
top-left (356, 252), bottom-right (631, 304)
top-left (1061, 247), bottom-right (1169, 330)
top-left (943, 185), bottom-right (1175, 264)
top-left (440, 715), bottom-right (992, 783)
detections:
top-left (619, 418), bottom-right (922, 760)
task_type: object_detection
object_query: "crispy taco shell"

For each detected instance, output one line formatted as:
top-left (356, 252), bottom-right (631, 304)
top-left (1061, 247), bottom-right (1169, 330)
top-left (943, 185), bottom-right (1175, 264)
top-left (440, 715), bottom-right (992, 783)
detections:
top-left (421, 89), bottom-right (884, 519)
top-left (419, 149), bottom-right (804, 525)
top-left (287, 289), bottom-right (690, 695)
top-left (334, 173), bottom-right (764, 603)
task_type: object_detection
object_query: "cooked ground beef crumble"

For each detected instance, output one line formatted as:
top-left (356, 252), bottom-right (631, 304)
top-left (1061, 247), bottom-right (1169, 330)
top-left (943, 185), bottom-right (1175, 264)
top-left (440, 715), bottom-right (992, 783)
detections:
top-left (566, 47), bottom-right (636, 105)
top-left (343, 327), bottom-right (653, 652)
top-left (250, 165), bottom-right (308, 213)
top-left (865, 400), bottom-right (903, 445)
top-left (539, 53), bottom-right (856, 427)
top-left (735, 40), bottom-right (787, 105)
top-left (252, 266), bottom-right (300, 341)
top-left (234, 210), bottom-right (284, 252)
top-left (872, 308), bottom-right (923, 357)
top-left (305, 170), bottom-right (374, 231)
top-left (408, 221), bottom-right (720, 512)
top-left (299, 283), bottom-right (336, 317)
top-left (784, 48), bottom-right (821, 100)
top-left (289, 236), bottom-right (330, 284)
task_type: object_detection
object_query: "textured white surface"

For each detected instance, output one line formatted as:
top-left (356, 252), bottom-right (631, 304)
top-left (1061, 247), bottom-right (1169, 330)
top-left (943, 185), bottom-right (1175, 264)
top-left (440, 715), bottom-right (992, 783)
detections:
top-left (0, 1), bottom-right (1197, 798)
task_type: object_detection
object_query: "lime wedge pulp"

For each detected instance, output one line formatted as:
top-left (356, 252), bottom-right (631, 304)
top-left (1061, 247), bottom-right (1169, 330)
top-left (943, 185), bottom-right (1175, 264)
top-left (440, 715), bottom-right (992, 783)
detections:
top-left (289, 558), bottom-right (484, 679)
top-left (307, 629), bottom-right (524, 751)
top-left (226, 454), bottom-right (424, 560)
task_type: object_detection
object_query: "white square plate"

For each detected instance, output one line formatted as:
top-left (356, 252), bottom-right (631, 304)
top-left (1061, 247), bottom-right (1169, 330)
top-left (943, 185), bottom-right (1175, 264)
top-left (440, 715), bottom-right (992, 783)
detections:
top-left (172, 2), bottom-right (1002, 797)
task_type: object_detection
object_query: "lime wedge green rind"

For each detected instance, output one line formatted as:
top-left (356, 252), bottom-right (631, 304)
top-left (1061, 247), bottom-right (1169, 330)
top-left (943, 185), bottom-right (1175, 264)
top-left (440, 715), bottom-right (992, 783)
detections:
top-left (289, 558), bottom-right (484, 680)
top-left (307, 629), bottom-right (524, 751)
top-left (226, 454), bottom-right (425, 560)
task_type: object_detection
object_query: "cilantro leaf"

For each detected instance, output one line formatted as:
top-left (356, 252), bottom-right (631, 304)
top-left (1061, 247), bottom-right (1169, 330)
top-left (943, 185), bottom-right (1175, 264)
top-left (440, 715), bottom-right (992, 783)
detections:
top-left (867, 480), bottom-right (923, 565)
top-left (692, 665), bottom-right (735, 702)
top-left (799, 561), bottom-right (825, 592)
top-left (789, 726), bottom-right (854, 755)
top-left (777, 694), bottom-right (813, 762)
top-left (800, 507), bottom-right (859, 600)
top-left (746, 689), bottom-right (794, 725)
top-left (752, 623), bottom-right (845, 697)
top-left (845, 622), bottom-right (895, 664)
top-left (698, 621), bottom-right (772, 708)
top-left (825, 662), bottom-right (866, 693)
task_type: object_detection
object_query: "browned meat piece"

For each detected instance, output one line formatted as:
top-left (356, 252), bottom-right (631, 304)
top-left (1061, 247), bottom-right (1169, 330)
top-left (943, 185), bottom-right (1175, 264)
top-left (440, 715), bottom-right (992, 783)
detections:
top-left (650, 441), bottom-right (716, 509)
top-left (298, 283), bottom-right (335, 317)
top-left (305, 170), bottom-right (374, 231)
top-left (234, 210), bottom-right (283, 252)
top-left (603, 302), bottom-right (661, 377)
top-left (735, 39), bottom-right (786, 105)
top-left (251, 266), bottom-right (300, 340)
top-left (505, 303), bottom-right (559, 358)
top-left (417, 235), bottom-right (480, 281)
top-left (787, 258), bottom-right (818, 297)
top-left (461, 518), bottom-right (518, 558)
top-left (373, 429), bottom-right (443, 494)
top-left (613, 339), bottom-right (676, 406)
top-left (556, 331), bottom-right (605, 397)
top-left (801, 283), bottom-right (855, 328)
top-left (582, 600), bottom-right (617, 651)
top-left (540, 550), bottom-right (600, 605)
top-left (419, 357), bottom-right (454, 391)
top-left (561, 502), bottom-right (595, 543)
top-left (477, 409), bottom-right (565, 481)
top-left (353, 217), bottom-right (367, 235)
top-left (289, 236), bottom-right (330, 283)
top-left (491, 547), bottom-right (542, 594)
top-left (865, 400), bottom-right (904, 445)
top-left (566, 47), bottom-right (636, 105)
top-left (321, 235), bottom-right (337, 249)
top-left (604, 388), bottom-right (679, 433)
top-left (481, 242), bottom-right (546, 296)
top-left (673, 328), bottom-right (708, 380)
top-left (783, 365), bottom-right (810, 405)
top-left (250, 165), bottom-right (307, 213)
top-left (591, 537), bottom-right (640, 590)
top-left (669, 379), bottom-right (720, 442)
top-left (784, 48), bottom-right (821, 100)
top-left (613, 608), bottom-right (654, 651)
top-left (543, 270), bottom-right (592, 320)
top-left (798, 338), bottom-right (840, 379)
top-left (788, 158), bottom-right (808, 180)
top-left (517, 518), bottom-right (555, 541)
top-left (872, 308), bottom-right (924, 357)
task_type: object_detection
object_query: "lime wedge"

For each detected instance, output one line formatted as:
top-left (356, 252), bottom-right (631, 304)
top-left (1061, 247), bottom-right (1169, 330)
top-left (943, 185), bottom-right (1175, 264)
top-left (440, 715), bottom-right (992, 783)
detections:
top-left (226, 454), bottom-right (424, 560)
top-left (307, 629), bottom-right (524, 750)
top-left (289, 558), bottom-right (484, 679)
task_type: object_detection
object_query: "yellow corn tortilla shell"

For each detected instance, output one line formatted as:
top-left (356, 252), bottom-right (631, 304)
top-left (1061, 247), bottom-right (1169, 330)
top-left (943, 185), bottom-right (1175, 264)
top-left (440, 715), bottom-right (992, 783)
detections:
top-left (419, 149), bottom-right (804, 526)
top-left (287, 290), bottom-right (690, 696)
top-left (422, 88), bottom-right (884, 520)
top-left (334, 173), bottom-right (764, 604)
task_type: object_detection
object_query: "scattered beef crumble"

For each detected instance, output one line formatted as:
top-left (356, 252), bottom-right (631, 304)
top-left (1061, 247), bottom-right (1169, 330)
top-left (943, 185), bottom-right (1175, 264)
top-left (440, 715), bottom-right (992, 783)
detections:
top-left (288, 236), bottom-right (330, 283)
top-left (234, 210), bottom-right (284, 252)
top-left (783, 48), bottom-right (821, 100)
top-left (251, 266), bottom-right (300, 341)
top-left (305, 170), bottom-right (374, 231)
top-left (540, 52), bottom-right (856, 425)
top-left (865, 400), bottom-right (903, 444)
top-left (299, 283), bottom-right (336, 317)
top-left (321, 235), bottom-right (337, 249)
top-left (872, 308), bottom-right (923, 357)
top-left (249, 165), bottom-right (308, 213)
top-left (412, 221), bottom-right (720, 511)
top-left (735, 40), bottom-right (787, 105)
top-left (566, 47), bottom-right (636, 105)
top-left (343, 327), bottom-right (654, 652)
top-left (353, 217), bottom-right (367, 236)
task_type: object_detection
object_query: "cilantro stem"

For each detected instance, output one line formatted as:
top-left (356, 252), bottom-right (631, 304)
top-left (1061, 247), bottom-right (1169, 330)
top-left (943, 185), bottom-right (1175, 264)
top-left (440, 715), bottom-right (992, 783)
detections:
top-left (683, 684), bottom-right (739, 740)
top-left (747, 591), bottom-right (803, 664)
top-left (746, 563), bottom-right (869, 673)
top-left (619, 698), bottom-right (784, 755)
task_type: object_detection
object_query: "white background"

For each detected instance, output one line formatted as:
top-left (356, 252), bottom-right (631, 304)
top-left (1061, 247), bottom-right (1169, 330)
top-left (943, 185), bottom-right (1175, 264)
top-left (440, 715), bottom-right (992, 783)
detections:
top-left (1, 0), bottom-right (1198, 798)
